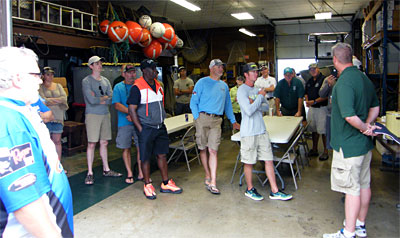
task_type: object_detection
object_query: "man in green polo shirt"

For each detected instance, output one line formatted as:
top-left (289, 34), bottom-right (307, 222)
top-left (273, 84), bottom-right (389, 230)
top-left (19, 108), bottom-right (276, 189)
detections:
top-left (323, 43), bottom-right (379, 238)
top-left (274, 67), bottom-right (304, 117)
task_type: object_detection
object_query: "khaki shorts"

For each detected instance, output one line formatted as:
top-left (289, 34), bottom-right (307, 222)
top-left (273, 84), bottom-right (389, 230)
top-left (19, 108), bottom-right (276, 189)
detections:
top-left (331, 148), bottom-right (372, 196)
top-left (194, 113), bottom-right (222, 151)
top-left (85, 113), bottom-right (112, 142)
top-left (307, 106), bottom-right (328, 134)
top-left (240, 132), bottom-right (273, 164)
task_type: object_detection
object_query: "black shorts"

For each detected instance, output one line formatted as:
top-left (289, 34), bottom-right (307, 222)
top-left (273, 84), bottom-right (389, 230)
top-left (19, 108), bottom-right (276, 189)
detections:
top-left (136, 124), bottom-right (170, 162)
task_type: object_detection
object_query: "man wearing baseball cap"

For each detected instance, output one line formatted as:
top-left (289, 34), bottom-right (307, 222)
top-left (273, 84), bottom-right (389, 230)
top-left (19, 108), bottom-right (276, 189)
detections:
top-left (82, 56), bottom-right (122, 185)
top-left (112, 64), bottom-right (146, 184)
top-left (304, 63), bottom-right (329, 161)
top-left (190, 59), bottom-right (240, 195)
top-left (274, 67), bottom-right (305, 117)
top-left (174, 66), bottom-right (194, 115)
top-left (237, 63), bottom-right (292, 201)
top-left (254, 64), bottom-right (277, 115)
top-left (128, 59), bottom-right (182, 200)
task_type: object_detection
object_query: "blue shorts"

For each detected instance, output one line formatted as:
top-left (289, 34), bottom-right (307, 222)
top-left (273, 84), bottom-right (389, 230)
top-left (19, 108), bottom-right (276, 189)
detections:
top-left (136, 124), bottom-right (169, 162)
top-left (46, 122), bottom-right (63, 134)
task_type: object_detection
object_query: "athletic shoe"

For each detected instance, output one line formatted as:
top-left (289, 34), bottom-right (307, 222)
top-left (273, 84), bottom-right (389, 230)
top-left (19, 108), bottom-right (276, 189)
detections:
top-left (245, 187), bottom-right (264, 201)
top-left (269, 190), bottom-right (293, 201)
top-left (160, 179), bottom-right (182, 194)
top-left (143, 183), bottom-right (157, 200)
top-left (343, 220), bottom-right (367, 238)
top-left (323, 229), bottom-right (355, 238)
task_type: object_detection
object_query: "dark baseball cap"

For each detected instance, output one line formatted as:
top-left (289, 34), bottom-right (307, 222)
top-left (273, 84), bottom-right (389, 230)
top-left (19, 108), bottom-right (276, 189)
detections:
top-left (140, 59), bottom-right (157, 71)
top-left (124, 65), bottom-right (136, 73)
top-left (178, 66), bottom-right (186, 72)
top-left (243, 62), bottom-right (260, 73)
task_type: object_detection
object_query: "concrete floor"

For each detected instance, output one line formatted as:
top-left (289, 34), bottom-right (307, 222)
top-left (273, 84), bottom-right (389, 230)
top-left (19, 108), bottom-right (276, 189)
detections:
top-left (64, 133), bottom-right (400, 238)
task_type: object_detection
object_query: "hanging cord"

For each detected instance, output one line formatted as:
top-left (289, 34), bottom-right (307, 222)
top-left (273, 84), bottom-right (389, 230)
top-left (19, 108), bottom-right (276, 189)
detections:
top-left (107, 2), bottom-right (129, 64)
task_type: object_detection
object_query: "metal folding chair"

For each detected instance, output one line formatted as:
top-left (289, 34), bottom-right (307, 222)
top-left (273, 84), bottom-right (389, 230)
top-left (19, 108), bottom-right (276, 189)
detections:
top-left (167, 126), bottom-right (200, 171)
top-left (264, 127), bottom-right (303, 190)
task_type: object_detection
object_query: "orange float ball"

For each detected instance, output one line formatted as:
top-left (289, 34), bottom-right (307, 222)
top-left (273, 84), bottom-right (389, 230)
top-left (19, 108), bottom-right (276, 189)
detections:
top-left (165, 35), bottom-right (178, 50)
top-left (125, 21), bottom-right (143, 44)
top-left (157, 23), bottom-right (175, 43)
top-left (138, 28), bottom-right (152, 47)
top-left (143, 39), bottom-right (163, 59)
top-left (107, 21), bottom-right (129, 43)
top-left (99, 20), bottom-right (110, 34)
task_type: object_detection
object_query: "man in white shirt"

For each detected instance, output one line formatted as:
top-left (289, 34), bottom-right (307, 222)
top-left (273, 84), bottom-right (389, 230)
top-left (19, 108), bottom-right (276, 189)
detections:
top-left (254, 65), bottom-right (276, 115)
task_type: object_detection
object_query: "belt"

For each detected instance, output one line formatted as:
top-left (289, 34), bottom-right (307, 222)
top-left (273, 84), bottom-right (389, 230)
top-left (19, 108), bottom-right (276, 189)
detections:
top-left (267, 97), bottom-right (274, 100)
top-left (200, 112), bottom-right (221, 118)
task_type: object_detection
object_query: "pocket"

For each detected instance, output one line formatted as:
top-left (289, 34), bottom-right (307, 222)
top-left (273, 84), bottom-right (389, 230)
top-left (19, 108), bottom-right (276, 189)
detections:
top-left (241, 136), bottom-right (255, 152)
top-left (332, 159), bottom-right (353, 188)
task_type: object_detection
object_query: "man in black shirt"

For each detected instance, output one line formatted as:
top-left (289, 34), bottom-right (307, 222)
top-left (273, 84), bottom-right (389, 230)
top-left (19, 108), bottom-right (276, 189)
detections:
top-left (304, 63), bottom-right (329, 161)
top-left (127, 59), bottom-right (182, 200)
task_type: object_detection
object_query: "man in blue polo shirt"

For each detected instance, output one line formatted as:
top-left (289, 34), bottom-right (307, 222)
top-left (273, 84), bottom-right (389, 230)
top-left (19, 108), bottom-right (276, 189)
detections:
top-left (0, 47), bottom-right (73, 237)
top-left (190, 59), bottom-right (240, 195)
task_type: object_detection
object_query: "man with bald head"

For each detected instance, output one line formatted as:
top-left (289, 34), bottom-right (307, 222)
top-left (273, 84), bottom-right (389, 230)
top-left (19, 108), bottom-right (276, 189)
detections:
top-left (323, 43), bottom-right (380, 238)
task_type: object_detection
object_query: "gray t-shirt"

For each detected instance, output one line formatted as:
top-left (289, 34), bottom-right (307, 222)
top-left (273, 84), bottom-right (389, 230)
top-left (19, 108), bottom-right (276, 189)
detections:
top-left (82, 74), bottom-right (113, 115)
top-left (173, 77), bottom-right (194, 104)
top-left (237, 84), bottom-right (269, 137)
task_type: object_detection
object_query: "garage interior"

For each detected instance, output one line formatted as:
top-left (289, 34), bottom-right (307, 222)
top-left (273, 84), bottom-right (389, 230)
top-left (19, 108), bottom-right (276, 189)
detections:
top-left (0, 0), bottom-right (399, 237)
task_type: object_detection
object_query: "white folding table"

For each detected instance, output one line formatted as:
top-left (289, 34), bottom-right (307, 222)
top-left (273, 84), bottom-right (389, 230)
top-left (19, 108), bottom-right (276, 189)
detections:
top-left (164, 114), bottom-right (194, 134)
top-left (231, 116), bottom-right (303, 189)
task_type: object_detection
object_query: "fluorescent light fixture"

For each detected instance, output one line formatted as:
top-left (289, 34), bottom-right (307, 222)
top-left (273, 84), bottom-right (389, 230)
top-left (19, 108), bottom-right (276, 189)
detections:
top-left (320, 40), bottom-right (337, 43)
top-left (170, 0), bottom-right (201, 12)
top-left (231, 12), bottom-right (254, 20)
top-left (315, 12), bottom-right (332, 20)
top-left (239, 28), bottom-right (256, 37)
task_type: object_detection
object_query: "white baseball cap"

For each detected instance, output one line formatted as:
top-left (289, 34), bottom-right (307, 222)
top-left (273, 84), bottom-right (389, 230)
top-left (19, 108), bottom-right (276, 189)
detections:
top-left (209, 59), bottom-right (225, 69)
top-left (88, 56), bottom-right (105, 65)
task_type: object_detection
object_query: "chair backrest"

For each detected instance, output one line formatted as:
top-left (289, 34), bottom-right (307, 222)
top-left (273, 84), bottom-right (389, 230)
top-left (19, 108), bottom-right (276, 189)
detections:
top-left (53, 77), bottom-right (68, 96)
top-left (282, 125), bottom-right (304, 157)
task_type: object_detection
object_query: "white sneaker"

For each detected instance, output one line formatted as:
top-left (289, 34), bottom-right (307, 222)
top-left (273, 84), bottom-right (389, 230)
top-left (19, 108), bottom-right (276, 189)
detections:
top-left (323, 229), bottom-right (355, 238)
top-left (343, 220), bottom-right (367, 238)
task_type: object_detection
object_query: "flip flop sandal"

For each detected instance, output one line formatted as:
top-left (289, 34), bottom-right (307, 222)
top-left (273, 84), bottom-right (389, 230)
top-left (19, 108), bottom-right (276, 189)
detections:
top-left (125, 177), bottom-right (134, 184)
top-left (85, 174), bottom-right (94, 185)
top-left (207, 184), bottom-right (220, 195)
top-left (204, 178), bottom-right (211, 186)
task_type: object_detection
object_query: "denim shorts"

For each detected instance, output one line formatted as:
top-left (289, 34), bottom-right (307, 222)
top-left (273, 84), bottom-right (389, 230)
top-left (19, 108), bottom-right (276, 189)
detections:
top-left (46, 122), bottom-right (64, 134)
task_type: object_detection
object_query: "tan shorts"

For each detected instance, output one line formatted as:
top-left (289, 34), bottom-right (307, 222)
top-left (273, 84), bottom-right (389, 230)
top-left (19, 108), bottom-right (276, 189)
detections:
top-left (85, 113), bottom-right (112, 142)
top-left (331, 148), bottom-right (372, 196)
top-left (307, 106), bottom-right (328, 134)
top-left (194, 113), bottom-right (222, 151)
top-left (240, 132), bottom-right (273, 164)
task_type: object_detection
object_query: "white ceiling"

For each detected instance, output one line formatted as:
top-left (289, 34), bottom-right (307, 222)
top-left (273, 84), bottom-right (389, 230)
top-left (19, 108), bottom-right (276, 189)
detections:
top-left (117, 0), bottom-right (370, 30)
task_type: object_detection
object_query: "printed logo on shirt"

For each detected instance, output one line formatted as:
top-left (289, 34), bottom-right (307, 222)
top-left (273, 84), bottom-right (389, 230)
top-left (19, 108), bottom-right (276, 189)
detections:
top-left (192, 91), bottom-right (197, 95)
top-left (0, 143), bottom-right (35, 179)
top-left (8, 173), bottom-right (37, 192)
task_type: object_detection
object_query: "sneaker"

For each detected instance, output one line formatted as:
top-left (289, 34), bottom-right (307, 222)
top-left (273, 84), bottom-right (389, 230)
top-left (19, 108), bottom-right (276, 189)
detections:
top-left (103, 170), bottom-right (122, 177)
top-left (245, 187), bottom-right (264, 201)
top-left (160, 179), bottom-right (182, 194)
top-left (143, 183), bottom-right (157, 200)
top-left (323, 229), bottom-right (355, 238)
top-left (269, 190), bottom-right (293, 201)
top-left (308, 149), bottom-right (319, 157)
top-left (319, 152), bottom-right (329, 161)
top-left (84, 174), bottom-right (94, 185)
top-left (343, 220), bottom-right (367, 238)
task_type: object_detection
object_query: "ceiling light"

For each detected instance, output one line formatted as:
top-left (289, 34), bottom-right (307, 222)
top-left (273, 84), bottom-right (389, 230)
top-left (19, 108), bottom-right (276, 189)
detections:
top-left (314, 12), bottom-right (332, 20)
top-left (231, 12), bottom-right (254, 20)
top-left (239, 28), bottom-right (256, 37)
top-left (170, 0), bottom-right (201, 12)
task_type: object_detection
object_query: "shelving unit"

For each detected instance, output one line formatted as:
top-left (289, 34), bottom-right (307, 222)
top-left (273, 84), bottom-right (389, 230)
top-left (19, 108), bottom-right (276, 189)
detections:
top-left (362, 0), bottom-right (399, 114)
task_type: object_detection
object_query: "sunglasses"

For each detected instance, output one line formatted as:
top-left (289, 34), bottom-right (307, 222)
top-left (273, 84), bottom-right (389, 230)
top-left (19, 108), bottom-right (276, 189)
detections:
top-left (99, 85), bottom-right (104, 95)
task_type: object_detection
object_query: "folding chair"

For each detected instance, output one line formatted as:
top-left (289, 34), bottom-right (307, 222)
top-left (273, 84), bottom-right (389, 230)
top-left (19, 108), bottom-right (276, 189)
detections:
top-left (264, 128), bottom-right (303, 190)
top-left (167, 126), bottom-right (200, 171)
top-left (296, 123), bottom-right (310, 168)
